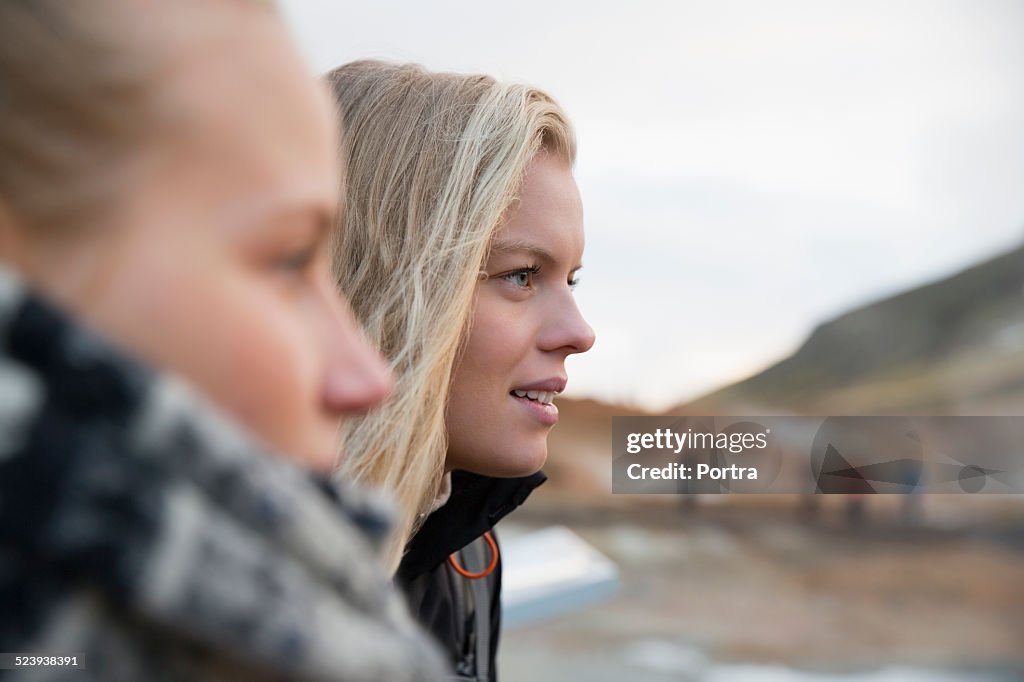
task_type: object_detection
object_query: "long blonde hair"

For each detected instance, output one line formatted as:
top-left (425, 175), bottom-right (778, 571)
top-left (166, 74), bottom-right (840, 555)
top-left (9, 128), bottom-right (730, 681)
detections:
top-left (326, 60), bottom-right (576, 572)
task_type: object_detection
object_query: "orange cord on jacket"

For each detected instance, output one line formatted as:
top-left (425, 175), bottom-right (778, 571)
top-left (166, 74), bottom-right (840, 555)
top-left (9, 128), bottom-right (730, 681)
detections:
top-left (447, 530), bottom-right (499, 579)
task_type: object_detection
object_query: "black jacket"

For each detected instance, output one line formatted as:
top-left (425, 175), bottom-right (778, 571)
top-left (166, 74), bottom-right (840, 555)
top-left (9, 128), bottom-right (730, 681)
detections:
top-left (396, 470), bottom-right (546, 681)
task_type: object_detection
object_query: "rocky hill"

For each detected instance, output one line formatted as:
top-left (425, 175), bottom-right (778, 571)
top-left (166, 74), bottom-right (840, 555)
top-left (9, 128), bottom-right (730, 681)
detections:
top-left (687, 242), bottom-right (1024, 415)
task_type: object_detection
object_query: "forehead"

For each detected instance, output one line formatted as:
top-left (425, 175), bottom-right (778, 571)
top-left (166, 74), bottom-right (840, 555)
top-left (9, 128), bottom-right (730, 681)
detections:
top-left (493, 151), bottom-right (584, 259)
top-left (155, 4), bottom-right (339, 214)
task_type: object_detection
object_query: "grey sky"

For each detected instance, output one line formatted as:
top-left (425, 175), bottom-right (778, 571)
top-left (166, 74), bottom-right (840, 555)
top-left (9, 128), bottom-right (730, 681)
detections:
top-left (281, 0), bottom-right (1024, 409)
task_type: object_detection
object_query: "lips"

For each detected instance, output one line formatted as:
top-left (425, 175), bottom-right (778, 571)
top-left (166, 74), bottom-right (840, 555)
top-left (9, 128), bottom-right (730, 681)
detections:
top-left (509, 377), bottom-right (566, 404)
top-left (509, 377), bottom-right (565, 426)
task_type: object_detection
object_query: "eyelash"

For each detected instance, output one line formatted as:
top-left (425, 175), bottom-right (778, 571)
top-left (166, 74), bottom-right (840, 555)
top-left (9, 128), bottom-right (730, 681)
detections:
top-left (501, 264), bottom-right (542, 288)
top-left (499, 264), bottom-right (581, 290)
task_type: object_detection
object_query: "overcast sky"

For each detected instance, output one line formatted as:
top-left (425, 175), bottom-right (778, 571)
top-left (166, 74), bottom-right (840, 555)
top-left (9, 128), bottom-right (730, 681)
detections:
top-left (280, 0), bottom-right (1024, 410)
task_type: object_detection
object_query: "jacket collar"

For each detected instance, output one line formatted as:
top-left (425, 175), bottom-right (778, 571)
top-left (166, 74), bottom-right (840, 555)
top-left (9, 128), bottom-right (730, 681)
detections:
top-left (396, 469), bottom-right (547, 583)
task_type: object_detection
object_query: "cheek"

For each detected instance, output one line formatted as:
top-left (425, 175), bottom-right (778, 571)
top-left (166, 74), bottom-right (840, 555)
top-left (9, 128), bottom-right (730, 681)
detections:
top-left (448, 301), bottom-right (517, 435)
top-left (217, 293), bottom-right (317, 425)
top-left (105, 254), bottom-right (321, 448)
top-left (187, 279), bottom-right (337, 469)
top-left (456, 298), bottom-right (530, 388)
top-left (446, 295), bottom-right (548, 473)
top-left (71, 180), bottom-right (331, 464)
top-left (183, 284), bottom-right (329, 464)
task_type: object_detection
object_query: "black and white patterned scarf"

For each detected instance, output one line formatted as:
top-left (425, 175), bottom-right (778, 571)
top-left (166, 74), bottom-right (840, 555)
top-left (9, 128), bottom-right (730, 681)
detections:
top-left (0, 265), bottom-right (448, 681)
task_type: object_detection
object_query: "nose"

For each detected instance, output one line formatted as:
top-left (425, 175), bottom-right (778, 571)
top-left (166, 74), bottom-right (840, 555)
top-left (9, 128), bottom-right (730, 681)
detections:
top-left (539, 291), bottom-right (596, 356)
top-left (319, 281), bottom-right (393, 416)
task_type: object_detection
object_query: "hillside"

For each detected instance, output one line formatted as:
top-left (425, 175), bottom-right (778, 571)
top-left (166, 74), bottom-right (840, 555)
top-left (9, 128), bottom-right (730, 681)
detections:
top-left (687, 242), bottom-right (1024, 415)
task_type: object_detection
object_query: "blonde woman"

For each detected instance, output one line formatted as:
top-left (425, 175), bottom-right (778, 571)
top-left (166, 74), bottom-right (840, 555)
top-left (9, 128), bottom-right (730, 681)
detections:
top-left (327, 60), bottom-right (596, 680)
top-left (0, 3), bottom-right (447, 680)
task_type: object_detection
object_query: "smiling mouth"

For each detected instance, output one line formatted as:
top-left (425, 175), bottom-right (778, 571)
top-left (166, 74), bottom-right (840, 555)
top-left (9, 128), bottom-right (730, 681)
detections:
top-left (510, 389), bottom-right (557, 405)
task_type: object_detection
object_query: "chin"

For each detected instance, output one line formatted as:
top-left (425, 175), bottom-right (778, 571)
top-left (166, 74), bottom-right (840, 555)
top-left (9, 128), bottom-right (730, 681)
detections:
top-left (464, 440), bottom-right (546, 478)
top-left (450, 426), bottom-right (552, 477)
top-left (496, 440), bottom-right (548, 477)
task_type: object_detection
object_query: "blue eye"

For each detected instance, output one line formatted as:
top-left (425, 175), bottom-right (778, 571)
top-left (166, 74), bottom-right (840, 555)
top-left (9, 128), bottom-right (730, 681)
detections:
top-left (501, 265), bottom-right (541, 289)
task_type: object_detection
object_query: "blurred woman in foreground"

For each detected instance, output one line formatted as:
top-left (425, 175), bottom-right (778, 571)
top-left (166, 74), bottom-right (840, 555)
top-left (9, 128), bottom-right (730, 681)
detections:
top-left (0, 2), bottom-right (445, 680)
top-left (328, 61), bottom-right (595, 680)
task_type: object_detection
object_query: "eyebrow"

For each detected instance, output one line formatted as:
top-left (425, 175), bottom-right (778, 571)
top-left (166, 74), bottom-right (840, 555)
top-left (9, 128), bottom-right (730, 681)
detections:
top-left (225, 191), bottom-right (336, 243)
top-left (489, 239), bottom-right (583, 271)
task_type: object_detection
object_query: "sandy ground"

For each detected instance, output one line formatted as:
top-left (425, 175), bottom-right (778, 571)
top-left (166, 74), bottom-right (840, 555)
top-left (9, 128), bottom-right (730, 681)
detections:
top-left (497, 497), bottom-right (1024, 682)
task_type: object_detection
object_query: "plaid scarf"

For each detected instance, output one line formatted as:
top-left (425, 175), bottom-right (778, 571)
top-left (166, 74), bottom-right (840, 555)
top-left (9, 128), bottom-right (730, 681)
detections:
top-left (0, 266), bottom-right (447, 681)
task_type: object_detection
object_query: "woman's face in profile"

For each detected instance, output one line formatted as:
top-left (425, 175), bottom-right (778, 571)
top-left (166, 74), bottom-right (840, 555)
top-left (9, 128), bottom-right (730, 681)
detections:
top-left (22, 4), bottom-right (390, 470)
top-left (445, 151), bottom-right (596, 476)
